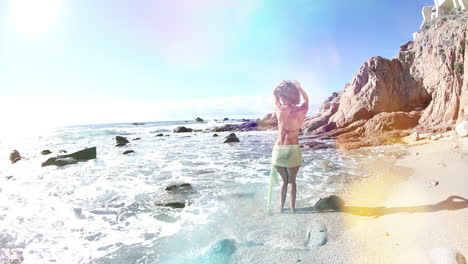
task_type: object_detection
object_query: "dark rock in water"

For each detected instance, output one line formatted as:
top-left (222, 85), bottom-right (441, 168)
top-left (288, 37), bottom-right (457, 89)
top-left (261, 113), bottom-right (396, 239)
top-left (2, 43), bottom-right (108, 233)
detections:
top-left (213, 133), bottom-right (219, 137)
top-left (154, 200), bottom-right (186, 208)
top-left (193, 129), bottom-right (202, 132)
top-left (131, 122), bottom-right (145, 125)
top-left (42, 157), bottom-right (78, 167)
top-left (9, 150), bottom-right (22, 164)
top-left (173, 126), bottom-right (193, 133)
top-left (165, 183), bottom-right (193, 194)
top-left (133, 137), bottom-right (141, 141)
top-left (165, 134), bottom-right (170, 136)
top-left (41, 150), bottom-right (52, 155)
top-left (212, 121), bottom-right (258, 132)
top-left (5, 176), bottom-right (14, 180)
top-left (223, 117), bottom-right (229, 121)
top-left (155, 133), bottom-right (164, 137)
top-left (195, 117), bottom-right (204, 122)
top-left (59, 150), bottom-right (67, 153)
top-left (313, 195), bottom-right (345, 211)
top-left (116, 136), bottom-right (129, 147)
top-left (123, 150), bottom-right (135, 155)
top-left (42, 147), bottom-right (97, 167)
top-left (223, 133), bottom-right (240, 143)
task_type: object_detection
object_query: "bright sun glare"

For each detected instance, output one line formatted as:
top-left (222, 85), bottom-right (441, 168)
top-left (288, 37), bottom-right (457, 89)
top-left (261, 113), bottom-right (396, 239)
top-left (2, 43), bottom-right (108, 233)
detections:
top-left (7, 0), bottom-right (62, 38)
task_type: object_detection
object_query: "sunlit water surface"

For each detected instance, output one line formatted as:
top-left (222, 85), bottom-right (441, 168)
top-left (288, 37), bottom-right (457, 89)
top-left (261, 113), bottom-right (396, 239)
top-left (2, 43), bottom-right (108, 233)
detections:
top-left (0, 120), bottom-right (405, 263)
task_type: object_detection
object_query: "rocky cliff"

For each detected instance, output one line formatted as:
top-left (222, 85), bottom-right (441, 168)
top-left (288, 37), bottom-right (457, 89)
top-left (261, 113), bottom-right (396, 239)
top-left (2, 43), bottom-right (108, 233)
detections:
top-left (302, 14), bottom-right (468, 148)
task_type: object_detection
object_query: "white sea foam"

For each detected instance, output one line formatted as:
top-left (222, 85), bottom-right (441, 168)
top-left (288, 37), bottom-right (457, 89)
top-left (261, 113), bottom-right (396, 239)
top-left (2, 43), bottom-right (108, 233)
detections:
top-left (0, 120), bottom-right (370, 263)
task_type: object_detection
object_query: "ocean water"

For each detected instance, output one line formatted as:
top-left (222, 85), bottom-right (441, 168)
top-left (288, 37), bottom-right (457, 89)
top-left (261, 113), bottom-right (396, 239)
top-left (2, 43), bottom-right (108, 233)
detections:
top-left (0, 120), bottom-right (381, 263)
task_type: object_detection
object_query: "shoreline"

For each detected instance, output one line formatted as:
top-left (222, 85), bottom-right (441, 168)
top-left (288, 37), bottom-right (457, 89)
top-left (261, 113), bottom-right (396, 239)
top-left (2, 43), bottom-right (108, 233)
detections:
top-left (232, 136), bottom-right (468, 263)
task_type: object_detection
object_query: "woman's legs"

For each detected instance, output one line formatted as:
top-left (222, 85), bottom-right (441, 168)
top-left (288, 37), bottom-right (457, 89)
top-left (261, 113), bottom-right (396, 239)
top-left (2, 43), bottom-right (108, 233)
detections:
top-left (275, 166), bottom-right (289, 212)
top-left (287, 166), bottom-right (300, 213)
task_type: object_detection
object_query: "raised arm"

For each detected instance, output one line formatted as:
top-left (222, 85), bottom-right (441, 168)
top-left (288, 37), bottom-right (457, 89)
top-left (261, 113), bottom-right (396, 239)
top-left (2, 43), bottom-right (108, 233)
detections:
top-left (294, 80), bottom-right (309, 111)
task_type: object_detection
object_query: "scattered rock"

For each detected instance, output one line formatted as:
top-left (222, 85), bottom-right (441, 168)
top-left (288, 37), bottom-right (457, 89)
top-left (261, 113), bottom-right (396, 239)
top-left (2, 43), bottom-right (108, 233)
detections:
top-left (213, 133), bottom-right (219, 137)
top-left (431, 180), bottom-right (439, 186)
top-left (123, 150), bottom-right (135, 155)
top-left (313, 195), bottom-right (345, 211)
top-left (42, 147), bottom-right (96, 167)
top-left (223, 133), bottom-right (240, 143)
top-left (43, 157), bottom-right (78, 167)
top-left (223, 117), bottom-right (229, 121)
top-left (195, 117), bottom-right (204, 122)
top-left (131, 122), bottom-right (145, 125)
top-left (429, 248), bottom-right (467, 264)
top-left (305, 222), bottom-right (328, 248)
top-left (165, 183), bottom-right (193, 194)
top-left (59, 150), bottom-right (67, 153)
top-left (212, 121), bottom-right (258, 132)
top-left (165, 134), bottom-right (170, 136)
top-left (455, 122), bottom-right (468, 137)
top-left (154, 199), bottom-right (185, 209)
top-left (133, 137), bottom-right (141, 141)
top-left (173, 126), bottom-right (193, 133)
top-left (5, 176), bottom-right (14, 180)
top-left (41, 150), bottom-right (52, 155)
top-left (116, 136), bottom-right (129, 147)
top-left (9, 150), bottom-right (22, 164)
top-left (155, 133), bottom-right (164, 137)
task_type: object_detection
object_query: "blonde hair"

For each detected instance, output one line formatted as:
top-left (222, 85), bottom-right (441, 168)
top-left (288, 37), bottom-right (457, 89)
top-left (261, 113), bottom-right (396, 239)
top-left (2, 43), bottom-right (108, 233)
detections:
top-left (274, 80), bottom-right (300, 105)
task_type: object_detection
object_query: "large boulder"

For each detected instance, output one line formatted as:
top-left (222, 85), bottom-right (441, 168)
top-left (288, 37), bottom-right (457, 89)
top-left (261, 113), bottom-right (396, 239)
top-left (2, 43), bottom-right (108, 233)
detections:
top-left (115, 136), bottom-right (129, 147)
top-left (41, 150), bottom-right (52, 155)
top-left (195, 117), bottom-right (204, 122)
top-left (173, 126), bottom-right (193, 133)
top-left (9, 150), bottom-right (22, 164)
top-left (42, 147), bottom-right (96, 167)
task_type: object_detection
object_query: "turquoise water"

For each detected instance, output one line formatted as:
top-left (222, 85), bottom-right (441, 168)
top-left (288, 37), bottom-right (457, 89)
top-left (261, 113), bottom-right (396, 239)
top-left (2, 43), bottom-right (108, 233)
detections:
top-left (0, 120), bottom-right (361, 263)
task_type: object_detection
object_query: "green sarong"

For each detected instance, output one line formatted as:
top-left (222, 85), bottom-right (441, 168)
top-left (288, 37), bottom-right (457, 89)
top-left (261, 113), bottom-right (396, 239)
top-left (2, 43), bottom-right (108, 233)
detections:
top-left (267, 144), bottom-right (302, 212)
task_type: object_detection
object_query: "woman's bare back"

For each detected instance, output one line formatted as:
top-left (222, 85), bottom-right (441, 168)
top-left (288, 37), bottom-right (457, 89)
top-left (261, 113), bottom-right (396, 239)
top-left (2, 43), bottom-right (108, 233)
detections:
top-left (275, 104), bottom-right (307, 145)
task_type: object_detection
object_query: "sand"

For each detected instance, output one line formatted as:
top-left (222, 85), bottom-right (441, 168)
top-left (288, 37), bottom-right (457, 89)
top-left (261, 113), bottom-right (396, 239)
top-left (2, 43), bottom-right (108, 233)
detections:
top-left (232, 136), bottom-right (468, 264)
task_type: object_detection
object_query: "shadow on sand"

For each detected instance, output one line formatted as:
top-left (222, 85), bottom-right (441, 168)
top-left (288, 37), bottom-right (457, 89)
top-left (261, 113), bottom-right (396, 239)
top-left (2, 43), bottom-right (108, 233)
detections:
top-left (294, 196), bottom-right (468, 218)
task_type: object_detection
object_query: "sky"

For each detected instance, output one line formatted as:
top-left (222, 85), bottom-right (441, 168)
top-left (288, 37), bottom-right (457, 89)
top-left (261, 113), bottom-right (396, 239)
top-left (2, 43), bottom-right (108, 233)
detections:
top-left (0, 0), bottom-right (434, 127)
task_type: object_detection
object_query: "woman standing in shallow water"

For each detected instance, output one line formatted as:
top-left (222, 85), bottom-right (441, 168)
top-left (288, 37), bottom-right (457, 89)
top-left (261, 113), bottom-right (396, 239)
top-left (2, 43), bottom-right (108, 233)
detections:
top-left (268, 80), bottom-right (309, 213)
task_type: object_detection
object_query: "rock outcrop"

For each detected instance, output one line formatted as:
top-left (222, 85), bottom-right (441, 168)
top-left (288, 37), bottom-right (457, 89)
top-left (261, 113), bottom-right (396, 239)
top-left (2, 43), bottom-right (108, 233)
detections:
top-left (41, 147), bottom-right (97, 167)
top-left (303, 15), bottom-right (468, 148)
